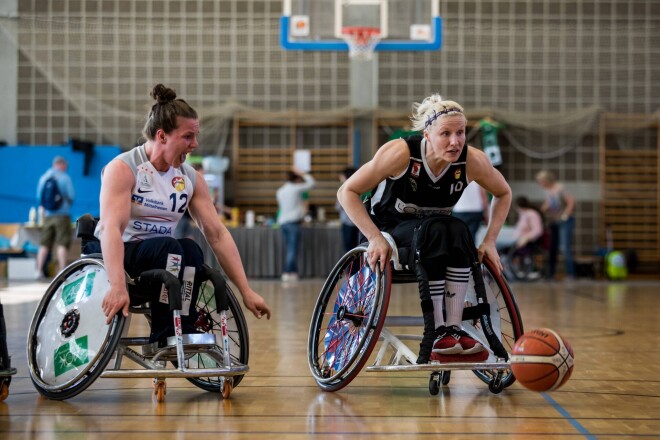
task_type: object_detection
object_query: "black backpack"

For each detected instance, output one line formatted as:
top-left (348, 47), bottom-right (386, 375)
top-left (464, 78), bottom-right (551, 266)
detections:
top-left (41, 176), bottom-right (64, 210)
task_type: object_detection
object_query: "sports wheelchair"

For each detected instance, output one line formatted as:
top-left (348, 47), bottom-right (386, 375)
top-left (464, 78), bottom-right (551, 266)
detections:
top-left (308, 232), bottom-right (524, 395)
top-left (501, 236), bottom-right (547, 282)
top-left (27, 215), bottom-right (249, 401)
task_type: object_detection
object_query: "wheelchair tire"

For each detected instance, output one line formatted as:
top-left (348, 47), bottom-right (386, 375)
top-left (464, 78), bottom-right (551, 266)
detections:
top-left (27, 258), bottom-right (126, 400)
top-left (470, 258), bottom-right (524, 389)
top-left (308, 246), bottom-right (391, 392)
top-left (185, 281), bottom-right (249, 392)
top-left (506, 246), bottom-right (544, 282)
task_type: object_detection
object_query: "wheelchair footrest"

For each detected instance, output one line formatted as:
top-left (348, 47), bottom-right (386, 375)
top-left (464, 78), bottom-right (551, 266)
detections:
top-left (365, 360), bottom-right (510, 373)
top-left (142, 333), bottom-right (217, 357)
top-left (99, 363), bottom-right (249, 379)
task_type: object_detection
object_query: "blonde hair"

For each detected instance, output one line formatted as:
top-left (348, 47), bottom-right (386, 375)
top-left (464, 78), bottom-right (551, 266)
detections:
top-left (410, 94), bottom-right (466, 132)
top-left (535, 169), bottom-right (556, 184)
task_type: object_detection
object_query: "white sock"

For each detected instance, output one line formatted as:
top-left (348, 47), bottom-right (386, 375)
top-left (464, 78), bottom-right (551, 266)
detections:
top-left (445, 267), bottom-right (470, 328)
top-left (429, 279), bottom-right (445, 329)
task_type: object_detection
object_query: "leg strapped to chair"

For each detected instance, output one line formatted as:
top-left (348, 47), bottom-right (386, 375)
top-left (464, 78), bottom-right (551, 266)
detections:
top-left (366, 217), bottom-right (522, 394)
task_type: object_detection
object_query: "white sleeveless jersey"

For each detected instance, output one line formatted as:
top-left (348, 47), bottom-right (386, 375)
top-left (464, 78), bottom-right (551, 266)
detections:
top-left (112, 145), bottom-right (197, 242)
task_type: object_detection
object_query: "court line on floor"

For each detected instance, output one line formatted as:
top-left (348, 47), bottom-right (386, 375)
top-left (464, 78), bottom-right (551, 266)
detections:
top-left (542, 391), bottom-right (596, 439)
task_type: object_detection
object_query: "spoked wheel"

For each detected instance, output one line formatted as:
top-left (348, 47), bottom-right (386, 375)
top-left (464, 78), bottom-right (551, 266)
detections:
top-left (185, 281), bottom-right (249, 392)
top-left (27, 258), bottom-right (126, 400)
top-left (469, 258), bottom-right (524, 390)
top-left (308, 246), bottom-right (391, 392)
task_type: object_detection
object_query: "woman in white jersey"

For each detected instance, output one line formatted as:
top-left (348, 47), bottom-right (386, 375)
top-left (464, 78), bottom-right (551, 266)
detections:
top-left (337, 95), bottom-right (511, 364)
top-left (94, 84), bottom-right (271, 344)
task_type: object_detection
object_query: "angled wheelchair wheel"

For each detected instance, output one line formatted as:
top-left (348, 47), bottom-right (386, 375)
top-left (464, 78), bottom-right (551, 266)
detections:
top-left (27, 258), bottom-right (126, 400)
top-left (464, 258), bottom-right (524, 390)
top-left (308, 246), bottom-right (391, 392)
top-left (185, 280), bottom-right (249, 392)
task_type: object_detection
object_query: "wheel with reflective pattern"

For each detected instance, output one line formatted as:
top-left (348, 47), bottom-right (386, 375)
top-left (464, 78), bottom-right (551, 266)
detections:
top-left (27, 258), bottom-right (126, 400)
top-left (308, 246), bottom-right (391, 392)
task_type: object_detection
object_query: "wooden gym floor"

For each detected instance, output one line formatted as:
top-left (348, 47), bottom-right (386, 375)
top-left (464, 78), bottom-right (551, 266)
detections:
top-left (1, 277), bottom-right (659, 439)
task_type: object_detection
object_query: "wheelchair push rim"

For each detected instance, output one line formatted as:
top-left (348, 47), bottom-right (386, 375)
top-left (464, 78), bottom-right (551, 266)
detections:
top-left (307, 246), bottom-right (391, 391)
top-left (27, 258), bottom-right (125, 399)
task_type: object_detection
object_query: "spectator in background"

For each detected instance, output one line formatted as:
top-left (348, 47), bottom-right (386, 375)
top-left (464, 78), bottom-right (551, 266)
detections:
top-left (35, 156), bottom-right (75, 279)
top-left (277, 166), bottom-right (315, 282)
top-left (336, 167), bottom-right (360, 253)
top-left (452, 181), bottom-right (490, 243)
top-left (536, 169), bottom-right (575, 280)
top-left (512, 196), bottom-right (544, 250)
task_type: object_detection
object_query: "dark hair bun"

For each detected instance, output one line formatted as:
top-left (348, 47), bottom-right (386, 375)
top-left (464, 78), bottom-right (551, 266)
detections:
top-left (150, 84), bottom-right (177, 105)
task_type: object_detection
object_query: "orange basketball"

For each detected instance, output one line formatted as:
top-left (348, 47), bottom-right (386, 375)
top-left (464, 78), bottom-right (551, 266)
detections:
top-left (510, 328), bottom-right (574, 392)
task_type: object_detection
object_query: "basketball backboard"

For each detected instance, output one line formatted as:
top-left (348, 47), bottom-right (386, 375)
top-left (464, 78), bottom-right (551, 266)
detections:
top-left (281, 0), bottom-right (442, 53)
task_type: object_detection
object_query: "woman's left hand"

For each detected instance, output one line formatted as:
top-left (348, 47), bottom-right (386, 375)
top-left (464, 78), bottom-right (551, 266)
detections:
top-left (477, 240), bottom-right (503, 274)
top-left (242, 289), bottom-right (272, 320)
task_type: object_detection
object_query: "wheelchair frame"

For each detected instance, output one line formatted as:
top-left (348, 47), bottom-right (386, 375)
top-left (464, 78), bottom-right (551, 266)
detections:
top-left (308, 242), bottom-right (524, 395)
top-left (27, 255), bottom-right (250, 401)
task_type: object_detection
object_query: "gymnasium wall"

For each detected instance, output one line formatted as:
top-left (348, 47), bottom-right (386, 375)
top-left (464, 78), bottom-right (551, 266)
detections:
top-left (0, 145), bottom-right (121, 223)
top-left (3, 0), bottom-right (660, 257)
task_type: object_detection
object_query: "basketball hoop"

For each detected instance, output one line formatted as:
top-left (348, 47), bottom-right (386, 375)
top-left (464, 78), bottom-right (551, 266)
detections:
top-left (341, 26), bottom-right (381, 60)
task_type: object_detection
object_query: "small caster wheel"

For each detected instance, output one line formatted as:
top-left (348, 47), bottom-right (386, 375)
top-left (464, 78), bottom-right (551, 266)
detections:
top-left (429, 372), bottom-right (440, 396)
top-left (0, 381), bottom-right (9, 401)
top-left (488, 375), bottom-right (503, 394)
top-left (153, 378), bottom-right (167, 402)
top-left (441, 370), bottom-right (451, 386)
top-left (222, 378), bottom-right (233, 399)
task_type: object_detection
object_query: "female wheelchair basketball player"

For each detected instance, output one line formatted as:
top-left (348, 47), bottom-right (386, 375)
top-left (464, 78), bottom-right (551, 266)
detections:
top-left (337, 95), bottom-right (512, 365)
top-left (90, 83), bottom-right (270, 341)
top-left (307, 96), bottom-right (522, 394)
top-left (308, 95), bottom-right (522, 394)
top-left (27, 84), bottom-right (270, 401)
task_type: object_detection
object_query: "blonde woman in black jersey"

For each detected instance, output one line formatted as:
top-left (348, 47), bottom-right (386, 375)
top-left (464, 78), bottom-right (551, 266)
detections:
top-left (337, 95), bottom-right (511, 363)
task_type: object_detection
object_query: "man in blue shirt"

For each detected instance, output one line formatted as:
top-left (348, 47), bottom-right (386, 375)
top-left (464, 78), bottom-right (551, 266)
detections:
top-left (35, 156), bottom-right (75, 278)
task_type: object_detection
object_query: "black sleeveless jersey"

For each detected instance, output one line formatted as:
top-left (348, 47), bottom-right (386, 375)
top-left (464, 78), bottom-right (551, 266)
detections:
top-left (368, 135), bottom-right (469, 228)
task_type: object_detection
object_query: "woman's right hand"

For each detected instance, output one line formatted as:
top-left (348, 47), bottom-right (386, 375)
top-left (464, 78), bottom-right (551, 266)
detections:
top-left (101, 286), bottom-right (130, 324)
top-left (366, 233), bottom-right (392, 272)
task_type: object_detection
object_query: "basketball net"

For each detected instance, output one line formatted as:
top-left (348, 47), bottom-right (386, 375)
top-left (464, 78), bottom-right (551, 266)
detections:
top-left (341, 27), bottom-right (381, 60)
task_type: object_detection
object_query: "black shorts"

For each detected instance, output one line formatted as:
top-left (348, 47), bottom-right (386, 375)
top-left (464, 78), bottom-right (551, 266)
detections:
top-left (383, 216), bottom-right (474, 267)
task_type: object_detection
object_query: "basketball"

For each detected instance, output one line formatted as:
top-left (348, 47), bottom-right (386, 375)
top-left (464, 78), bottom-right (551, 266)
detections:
top-left (510, 328), bottom-right (574, 392)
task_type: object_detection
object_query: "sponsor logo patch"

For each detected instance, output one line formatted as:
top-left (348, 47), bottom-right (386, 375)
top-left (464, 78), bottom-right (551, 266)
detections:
top-left (172, 176), bottom-right (185, 191)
